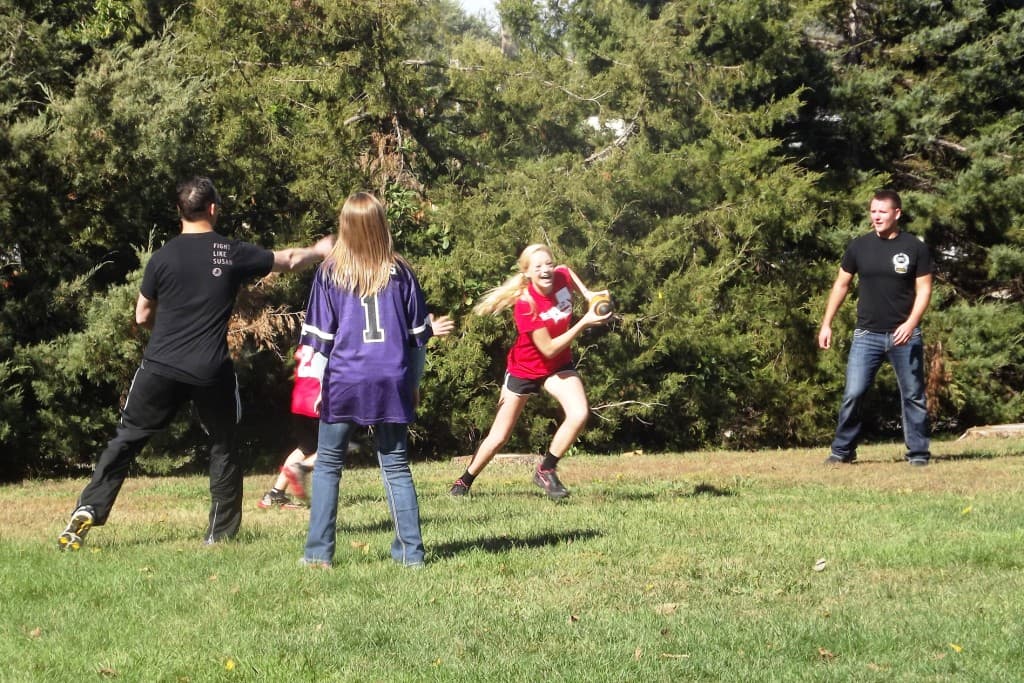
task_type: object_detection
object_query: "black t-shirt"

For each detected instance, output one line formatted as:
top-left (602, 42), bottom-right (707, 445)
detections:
top-left (840, 230), bottom-right (934, 332)
top-left (140, 231), bottom-right (274, 384)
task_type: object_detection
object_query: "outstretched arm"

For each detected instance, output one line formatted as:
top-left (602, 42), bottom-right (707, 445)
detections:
top-left (561, 265), bottom-right (606, 302)
top-left (271, 234), bottom-right (335, 273)
top-left (429, 313), bottom-right (455, 338)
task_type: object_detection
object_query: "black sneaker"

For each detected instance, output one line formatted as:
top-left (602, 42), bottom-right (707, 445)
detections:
top-left (449, 478), bottom-right (471, 497)
top-left (823, 453), bottom-right (855, 465)
top-left (533, 467), bottom-right (569, 500)
top-left (907, 457), bottom-right (929, 467)
top-left (57, 506), bottom-right (95, 551)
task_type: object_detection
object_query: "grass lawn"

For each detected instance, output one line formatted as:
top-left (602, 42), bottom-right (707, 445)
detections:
top-left (2, 436), bottom-right (1023, 682)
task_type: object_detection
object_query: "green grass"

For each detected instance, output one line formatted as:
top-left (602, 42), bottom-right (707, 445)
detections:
top-left (3, 437), bottom-right (1024, 681)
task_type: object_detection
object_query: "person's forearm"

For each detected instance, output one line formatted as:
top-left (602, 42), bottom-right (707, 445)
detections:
top-left (534, 319), bottom-right (588, 359)
top-left (904, 288), bottom-right (931, 328)
top-left (562, 266), bottom-right (593, 299)
top-left (820, 283), bottom-right (848, 327)
top-left (273, 235), bottom-right (335, 273)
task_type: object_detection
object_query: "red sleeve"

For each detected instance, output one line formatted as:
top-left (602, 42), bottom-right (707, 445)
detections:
top-left (513, 297), bottom-right (544, 334)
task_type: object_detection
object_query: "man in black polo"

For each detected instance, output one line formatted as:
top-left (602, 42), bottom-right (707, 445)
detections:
top-left (818, 189), bottom-right (934, 466)
top-left (58, 176), bottom-right (333, 549)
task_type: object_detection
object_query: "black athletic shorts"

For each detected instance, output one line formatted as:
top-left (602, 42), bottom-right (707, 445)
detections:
top-left (503, 363), bottom-right (577, 396)
top-left (291, 414), bottom-right (319, 455)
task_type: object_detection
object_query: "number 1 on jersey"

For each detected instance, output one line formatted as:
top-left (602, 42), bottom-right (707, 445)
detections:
top-left (361, 294), bottom-right (385, 343)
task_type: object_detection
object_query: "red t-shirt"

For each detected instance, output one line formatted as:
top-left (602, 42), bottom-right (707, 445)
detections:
top-left (507, 266), bottom-right (575, 379)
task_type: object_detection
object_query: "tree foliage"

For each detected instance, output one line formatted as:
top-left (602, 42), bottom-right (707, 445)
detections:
top-left (1, 0), bottom-right (1021, 480)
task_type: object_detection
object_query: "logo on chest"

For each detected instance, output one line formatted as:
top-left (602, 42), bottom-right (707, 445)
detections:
top-left (539, 287), bottom-right (573, 323)
top-left (892, 253), bottom-right (910, 274)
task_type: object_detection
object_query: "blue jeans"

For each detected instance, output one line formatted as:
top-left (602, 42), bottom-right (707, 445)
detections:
top-left (303, 421), bottom-right (424, 566)
top-left (831, 328), bottom-right (930, 461)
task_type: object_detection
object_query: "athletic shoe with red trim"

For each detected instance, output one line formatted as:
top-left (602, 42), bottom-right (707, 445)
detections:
top-left (282, 463), bottom-right (309, 502)
top-left (449, 478), bottom-right (471, 497)
top-left (532, 467), bottom-right (569, 500)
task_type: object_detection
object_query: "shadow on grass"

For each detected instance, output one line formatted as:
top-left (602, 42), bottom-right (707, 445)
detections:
top-left (338, 518), bottom-right (393, 534)
top-left (687, 482), bottom-right (735, 497)
top-left (430, 528), bottom-right (602, 558)
top-left (594, 481), bottom-right (736, 502)
top-left (935, 450), bottom-right (1024, 462)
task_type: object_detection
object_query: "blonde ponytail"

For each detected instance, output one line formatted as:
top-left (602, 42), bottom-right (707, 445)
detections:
top-left (472, 243), bottom-right (552, 317)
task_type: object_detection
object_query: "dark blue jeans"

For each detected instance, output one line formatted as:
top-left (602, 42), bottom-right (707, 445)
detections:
top-left (830, 328), bottom-right (930, 462)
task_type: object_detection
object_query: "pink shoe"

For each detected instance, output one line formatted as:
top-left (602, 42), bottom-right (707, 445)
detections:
top-left (282, 463), bottom-right (309, 502)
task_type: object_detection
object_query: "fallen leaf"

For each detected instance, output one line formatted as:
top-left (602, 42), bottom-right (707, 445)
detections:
top-left (660, 653), bottom-right (690, 659)
top-left (949, 643), bottom-right (963, 653)
top-left (568, 614), bottom-right (579, 623)
top-left (654, 603), bottom-right (678, 615)
top-left (351, 541), bottom-right (369, 553)
top-left (29, 627), bottom-right (42, 638)
top-left (961, 506), bottom-right (972, 515)
top-left (813, 558), bottom-right (827, 572)
top-left (224, 658), bottom-right (236, 671)
top-left (818, 647), bottom-right (836, 660)
top-left (208, 574), bottom-right (218, 582)
top-left (634, 647), bottom-right (643, 660)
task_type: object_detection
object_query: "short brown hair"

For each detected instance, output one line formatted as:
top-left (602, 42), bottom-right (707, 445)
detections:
top-left (872, 189), bottom-right (902, 211)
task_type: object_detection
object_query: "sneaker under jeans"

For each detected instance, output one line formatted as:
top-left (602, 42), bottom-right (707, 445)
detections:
top-left (449, 478), bottom-right (471, 497)
top-left (282, 463), bottom-right (309, 502)
top-left (257, 490), bottom-right (304, 510)
top-left (533, 467), bottom-right (570, 500)
top-left (823, 452), bottom-right (856, 465)
top-left (57, 506), bottom-right (95, 551)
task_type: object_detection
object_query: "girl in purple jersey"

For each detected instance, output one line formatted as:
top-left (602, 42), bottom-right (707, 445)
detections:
top-left (299, 192), bottom-right (435, 568)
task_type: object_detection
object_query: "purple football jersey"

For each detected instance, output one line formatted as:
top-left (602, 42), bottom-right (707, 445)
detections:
top-left (300, 260), bottom-right (432, 425)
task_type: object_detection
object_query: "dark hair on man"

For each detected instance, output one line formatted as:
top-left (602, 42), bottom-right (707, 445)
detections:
top-left (872, 188), bottom-right (902, 211)
top-left (176, 176), bottom-right (222, 222)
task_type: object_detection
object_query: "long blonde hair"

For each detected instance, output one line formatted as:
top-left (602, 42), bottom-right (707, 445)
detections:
top-left (324, 192), bottom-right (399, 297)
top-left (473, 243), bottom-right (552, 316)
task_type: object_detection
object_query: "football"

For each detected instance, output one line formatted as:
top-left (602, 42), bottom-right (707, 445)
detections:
top-left (589, 293), bottom-right (612, 316)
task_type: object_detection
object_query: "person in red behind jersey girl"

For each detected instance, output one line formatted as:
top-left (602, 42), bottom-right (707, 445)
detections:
top-left (256, 344), bottom-right (324, 510)
top-left (449, 243), bottom-right (611, 500)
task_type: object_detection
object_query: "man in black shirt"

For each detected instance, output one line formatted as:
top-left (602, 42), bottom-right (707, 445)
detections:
top-left (818, 189), bottom-right (934, 466)
top-left (58, 177), bottom-right (333, 549)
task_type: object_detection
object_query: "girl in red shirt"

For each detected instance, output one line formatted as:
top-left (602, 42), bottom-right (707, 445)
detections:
top-left (449, 244), bottom-right (611, 499)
